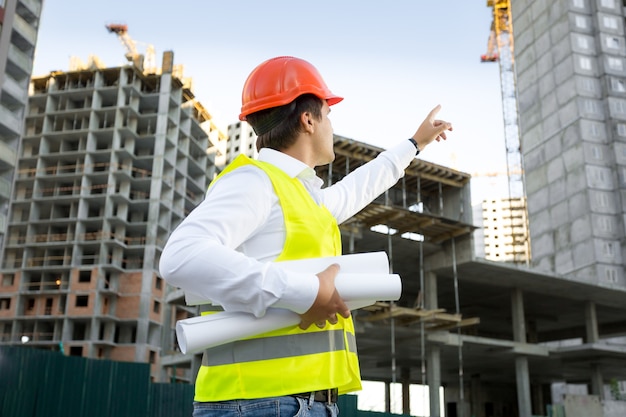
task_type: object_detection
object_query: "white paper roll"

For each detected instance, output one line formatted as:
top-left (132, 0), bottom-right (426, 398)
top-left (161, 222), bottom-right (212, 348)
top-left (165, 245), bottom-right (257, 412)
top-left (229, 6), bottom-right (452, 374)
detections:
top-left (183, 251), bottom-right (391, 306)
top-left (278, 251), bottom-right (391, 275)
top-left (177, 298), bottom-right (379, 355)
top-left (176, 273), bottom-right (401, 354)
top-left (176, 308), bottom-right (299, 355)
top-left (334, 273), bottom-right (401, 301)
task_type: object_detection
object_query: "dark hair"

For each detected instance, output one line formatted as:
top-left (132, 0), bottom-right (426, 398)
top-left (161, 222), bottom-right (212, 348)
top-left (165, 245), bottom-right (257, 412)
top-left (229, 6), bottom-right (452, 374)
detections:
top-left (246, 94), bottom-right (324, 152)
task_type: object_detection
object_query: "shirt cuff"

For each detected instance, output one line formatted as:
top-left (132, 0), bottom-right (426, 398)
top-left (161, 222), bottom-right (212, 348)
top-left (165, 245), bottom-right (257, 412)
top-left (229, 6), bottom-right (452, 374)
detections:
top-left (386, 138), bottom-right (420, 169)
top-left (270, 268), bottom-right (320, 314)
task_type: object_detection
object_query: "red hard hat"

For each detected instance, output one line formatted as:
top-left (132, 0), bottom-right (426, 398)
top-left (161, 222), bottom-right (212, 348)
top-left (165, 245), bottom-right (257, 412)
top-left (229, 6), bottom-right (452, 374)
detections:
top-left (239, 56), bottom-right (343, 121)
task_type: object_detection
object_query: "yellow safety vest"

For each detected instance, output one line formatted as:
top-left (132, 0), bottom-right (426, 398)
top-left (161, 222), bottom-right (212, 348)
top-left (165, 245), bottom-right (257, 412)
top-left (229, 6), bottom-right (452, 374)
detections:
top-left (194, 154), bottom-right (362, 401)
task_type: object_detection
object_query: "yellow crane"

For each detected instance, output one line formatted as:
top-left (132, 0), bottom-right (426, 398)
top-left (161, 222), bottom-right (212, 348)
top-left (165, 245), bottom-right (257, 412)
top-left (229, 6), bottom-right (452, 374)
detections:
top-left (106, 23), bottom-right (157, 74)
top-left (480, 0), bottom-right (523, 199)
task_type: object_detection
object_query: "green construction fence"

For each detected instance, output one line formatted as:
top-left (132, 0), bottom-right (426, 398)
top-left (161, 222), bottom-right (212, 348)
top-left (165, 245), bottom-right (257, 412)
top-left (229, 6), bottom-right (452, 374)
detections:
top-left (0, 346), bottom-right (409, 417)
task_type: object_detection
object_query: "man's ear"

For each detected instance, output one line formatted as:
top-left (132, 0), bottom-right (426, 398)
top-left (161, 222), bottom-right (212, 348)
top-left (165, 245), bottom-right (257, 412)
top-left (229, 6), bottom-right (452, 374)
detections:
top-left (300, 111), bottom-right (315, 134)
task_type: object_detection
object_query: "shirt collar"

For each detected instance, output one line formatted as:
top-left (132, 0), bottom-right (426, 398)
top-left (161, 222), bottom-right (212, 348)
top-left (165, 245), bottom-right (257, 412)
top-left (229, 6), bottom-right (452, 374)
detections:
top-left (258, 148), bottom-right (317, 179)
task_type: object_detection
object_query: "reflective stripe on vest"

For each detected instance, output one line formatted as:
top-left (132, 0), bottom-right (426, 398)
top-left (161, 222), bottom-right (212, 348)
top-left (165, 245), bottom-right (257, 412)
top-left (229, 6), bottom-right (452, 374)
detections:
top-left (194, 155), bottom-right (362, 402)
top-left (202, 329), bottom-right (357, 366)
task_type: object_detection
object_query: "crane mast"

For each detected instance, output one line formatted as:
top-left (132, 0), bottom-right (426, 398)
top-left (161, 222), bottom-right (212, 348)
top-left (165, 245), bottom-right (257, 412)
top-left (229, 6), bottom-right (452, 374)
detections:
top-left (483, 0), bottom-right (524, 199)
top-left (481, 0), bottom-right (530, 264)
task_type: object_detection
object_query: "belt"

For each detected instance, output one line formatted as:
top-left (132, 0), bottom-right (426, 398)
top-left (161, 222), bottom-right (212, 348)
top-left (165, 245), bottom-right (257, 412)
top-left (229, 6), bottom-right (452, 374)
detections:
top-left (292, 388), bottom-right (338, 404)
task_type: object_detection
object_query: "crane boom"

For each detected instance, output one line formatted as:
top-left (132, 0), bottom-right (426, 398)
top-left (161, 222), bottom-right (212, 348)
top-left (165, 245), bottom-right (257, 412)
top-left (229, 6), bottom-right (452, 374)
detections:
top-left (106, 23), bottom-right (156, 74)
top-left (106, 24), bottom-right (138, 62)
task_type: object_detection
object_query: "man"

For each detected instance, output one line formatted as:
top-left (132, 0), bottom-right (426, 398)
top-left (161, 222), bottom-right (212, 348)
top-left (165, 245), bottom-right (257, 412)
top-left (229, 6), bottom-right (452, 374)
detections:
top-left (159, 56), bottom-right (452, 417)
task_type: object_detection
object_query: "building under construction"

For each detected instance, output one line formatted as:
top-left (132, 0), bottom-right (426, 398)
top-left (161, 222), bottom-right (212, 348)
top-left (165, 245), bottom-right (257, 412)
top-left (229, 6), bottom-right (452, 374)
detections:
top-left (0, 52), bottom-right (224, 378)
top-left (1, 1), bottom-right (626, 413)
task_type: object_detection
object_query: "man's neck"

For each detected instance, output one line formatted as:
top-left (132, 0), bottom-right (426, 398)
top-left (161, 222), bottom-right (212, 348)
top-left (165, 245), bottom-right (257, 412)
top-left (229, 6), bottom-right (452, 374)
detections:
top-left (280, 136), bottom-right (317, 168)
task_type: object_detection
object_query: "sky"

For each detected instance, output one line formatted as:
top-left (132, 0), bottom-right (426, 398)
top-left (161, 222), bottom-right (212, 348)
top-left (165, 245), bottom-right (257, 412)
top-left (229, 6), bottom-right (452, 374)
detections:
top-left (32, 0), bottom-right (510, 204)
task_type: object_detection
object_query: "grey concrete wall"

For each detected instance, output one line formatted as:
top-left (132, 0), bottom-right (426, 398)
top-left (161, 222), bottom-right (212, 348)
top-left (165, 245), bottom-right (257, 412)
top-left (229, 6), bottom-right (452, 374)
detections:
top-left (604, 400), bottom-right (626, 417)
top-left (513, 0), bottom-right (626, 288)
top-left (563, 394), bottom-right (603, 417)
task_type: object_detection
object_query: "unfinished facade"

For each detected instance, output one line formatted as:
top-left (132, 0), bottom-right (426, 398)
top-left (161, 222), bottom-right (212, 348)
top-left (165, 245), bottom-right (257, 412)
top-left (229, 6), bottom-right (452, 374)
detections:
top-left (476, 197), bottom-right (530, 263)
top-left (224, 121), bottom-right (257, 166)
top-left (0, 0), bottom-right (43, 266)
top-left (0, 56), bottom-right (221, 380)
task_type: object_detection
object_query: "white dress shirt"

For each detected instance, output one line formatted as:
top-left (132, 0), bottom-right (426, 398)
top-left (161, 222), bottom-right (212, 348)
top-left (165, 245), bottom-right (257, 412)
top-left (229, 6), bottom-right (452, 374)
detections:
top-left (159, 140), bottom-right (417, 318)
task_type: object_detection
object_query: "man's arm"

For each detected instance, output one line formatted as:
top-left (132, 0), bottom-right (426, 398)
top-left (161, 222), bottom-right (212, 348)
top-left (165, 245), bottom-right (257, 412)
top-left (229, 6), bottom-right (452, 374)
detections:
top-left (321, 105), bottom-right (452, 223)
top-left (159, 167), bottom-right (318, 318)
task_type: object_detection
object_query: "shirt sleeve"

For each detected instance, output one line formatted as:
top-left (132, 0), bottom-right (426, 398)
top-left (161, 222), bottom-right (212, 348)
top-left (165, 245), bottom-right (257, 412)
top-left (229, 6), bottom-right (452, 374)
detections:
top-left (159, 166), bottom-right (319, 317)
top-left (320, 139), bottom-right (417, 224)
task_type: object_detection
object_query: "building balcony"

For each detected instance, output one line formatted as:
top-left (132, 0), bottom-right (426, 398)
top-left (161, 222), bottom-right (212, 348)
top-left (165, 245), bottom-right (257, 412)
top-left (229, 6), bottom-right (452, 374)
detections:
top-left (6, 43), bottom-right (32, 80)
top-left (0, 141), bottom-right (17, 173)
top-left (0, 176), bottom-right (11, 200)
top-left (2, 74), bottom-right (28, 109)
top-left (0, 107), bottom-right (22, 138)
top-left (11, 13), bottom-right (38, 51)
top-left (16, 0), bottom-right (42, 24)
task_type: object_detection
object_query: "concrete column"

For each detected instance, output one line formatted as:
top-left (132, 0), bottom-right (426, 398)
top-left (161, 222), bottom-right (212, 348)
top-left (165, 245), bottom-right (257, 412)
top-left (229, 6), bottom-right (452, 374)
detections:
top-left (425, 271), bottom-right (440, 416)
top-left (585, 301), bottom-right (599, 343)
top-left (591, 365), bottom-right (604, 400)
top-left (511, 289), bottom-right (532, 417)
top-left (424, 271), bottom-right (438, 310)
top-left (515, 357), bottom-right (532, 417)
top-left (428, 346), bottom-right (442, 417)
top-left (511, 288), bottom-right (526, 343)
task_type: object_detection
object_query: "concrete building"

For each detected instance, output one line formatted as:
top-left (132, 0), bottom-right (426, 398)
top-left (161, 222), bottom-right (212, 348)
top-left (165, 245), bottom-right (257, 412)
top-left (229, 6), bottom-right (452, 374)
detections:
top-left (475, 197), bottom-right (530, 263)
top-left (0, 0), bottom-right (43, 267)
top-left (513, 0), bottom-right (626, 287)
top-left (224, 120), bottom-right (257, 165)
top-left (0, 55), bottom-right (222, 381)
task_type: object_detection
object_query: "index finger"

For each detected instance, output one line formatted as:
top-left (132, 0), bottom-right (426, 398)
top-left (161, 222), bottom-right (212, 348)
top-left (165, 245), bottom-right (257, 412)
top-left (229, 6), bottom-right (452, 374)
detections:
top-left (427, 104), bottom-right (442, 121)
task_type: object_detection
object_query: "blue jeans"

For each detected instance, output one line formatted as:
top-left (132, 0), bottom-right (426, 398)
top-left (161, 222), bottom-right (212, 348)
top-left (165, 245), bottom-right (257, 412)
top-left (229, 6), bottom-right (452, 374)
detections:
top-left (192, 396), bottom-right (339, 417)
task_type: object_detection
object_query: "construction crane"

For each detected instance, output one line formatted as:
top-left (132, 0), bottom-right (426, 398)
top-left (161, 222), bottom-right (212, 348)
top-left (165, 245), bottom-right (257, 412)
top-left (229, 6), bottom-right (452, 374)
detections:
top-left (105, 23), bottom-right (157, 74)
top-left (481, 0), bottom-right (530, 264)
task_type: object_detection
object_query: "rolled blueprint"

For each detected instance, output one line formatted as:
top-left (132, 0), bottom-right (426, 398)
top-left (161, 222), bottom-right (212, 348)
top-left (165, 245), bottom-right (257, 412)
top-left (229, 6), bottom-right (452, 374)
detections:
top-left (176, 296), bottom-right (385, 355)
top-left (183, 251), bottom-right (391, 306)
top-left (175, 252), bottom-right (401, 354)
top-left (177, 271), bottom-right (402, 354)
